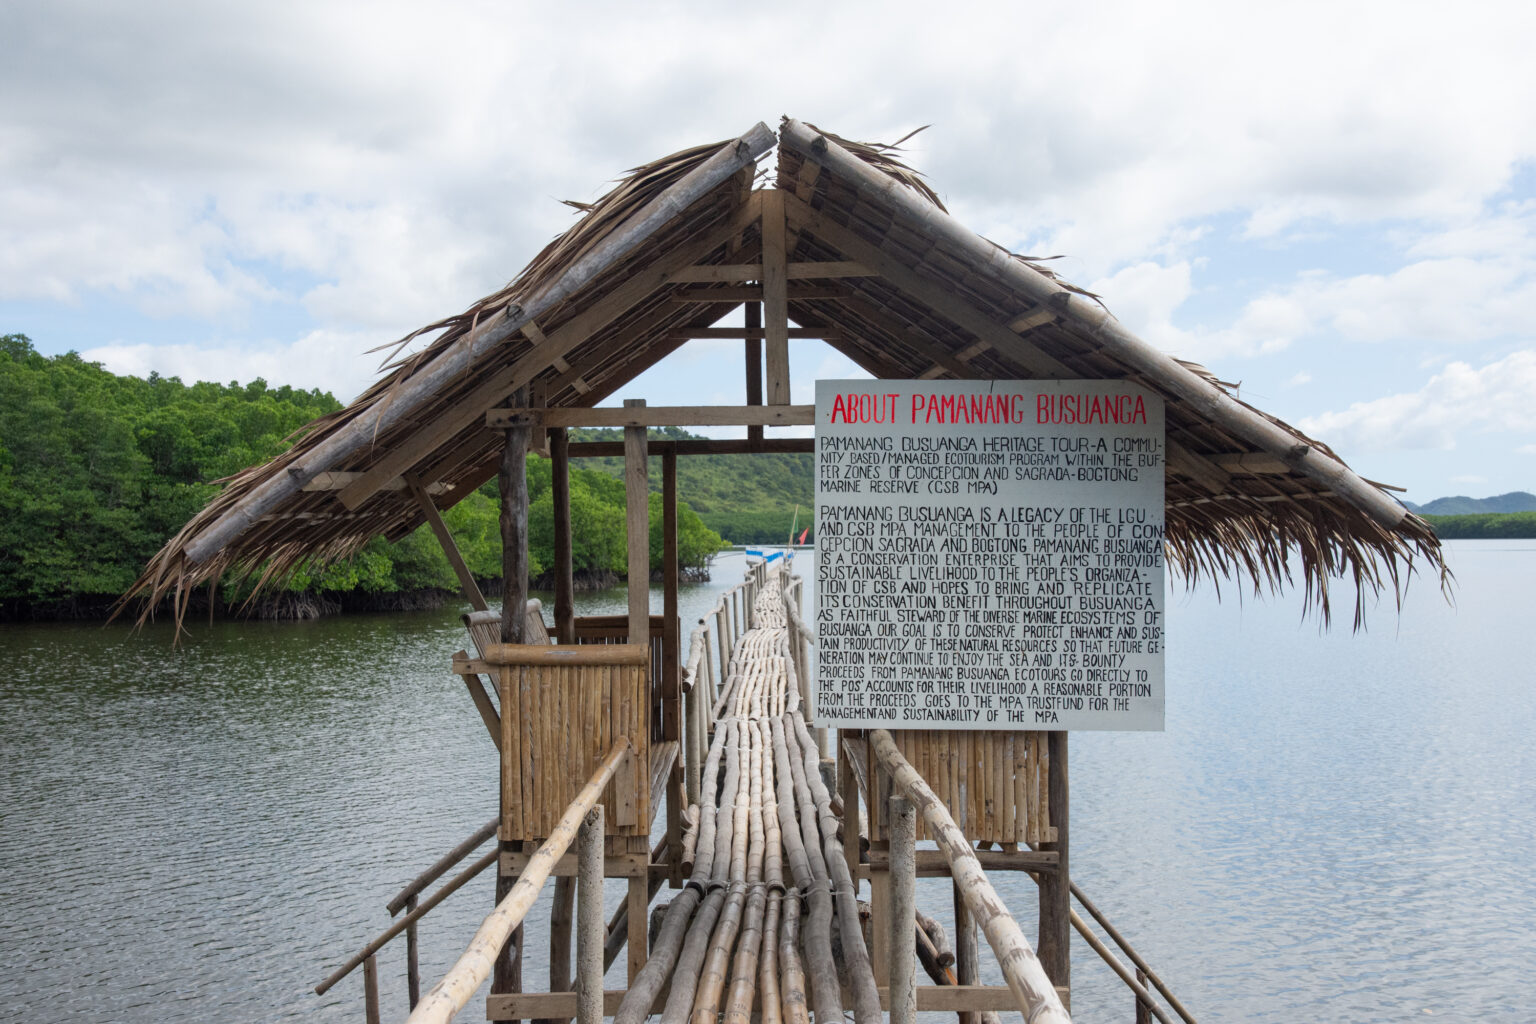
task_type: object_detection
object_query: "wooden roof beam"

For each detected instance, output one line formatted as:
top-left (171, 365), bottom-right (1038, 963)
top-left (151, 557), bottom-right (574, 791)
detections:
top-left (670, 282), bottom-right (849, 302)
top-left (486, 405), bottom-right (814, 429)
top-left (666, 260), bottom-right (873, 283)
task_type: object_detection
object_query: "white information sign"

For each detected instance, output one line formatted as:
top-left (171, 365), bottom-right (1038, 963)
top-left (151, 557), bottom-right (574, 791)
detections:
top-left (814, 379), bottom-right (1166, 731)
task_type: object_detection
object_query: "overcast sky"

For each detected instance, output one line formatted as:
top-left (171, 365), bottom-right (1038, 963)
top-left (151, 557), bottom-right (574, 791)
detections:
top-left (4, 0), bottom-right (1534, 503)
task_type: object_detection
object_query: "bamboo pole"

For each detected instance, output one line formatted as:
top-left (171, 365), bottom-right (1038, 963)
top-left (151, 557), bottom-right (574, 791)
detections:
top-left (576, 807), bottom-right (604, 1024)
top-left (869, 729), bottom-right (1071, 1024)
top-left (777, 888), bottom-right (810, 1024)
top-left (316, 847), bottom-right (499, 995)
top-left (1068, 910), bottom-right (1175, 1024)
top-left (181, 124), bottom-right (774, 565)
top-left (1070, 884), bottom-right (1197, 1024)
top-left (889, 794), bottom-right (917, 1024)
top-left (406, 740), bottom-right (631, 1024)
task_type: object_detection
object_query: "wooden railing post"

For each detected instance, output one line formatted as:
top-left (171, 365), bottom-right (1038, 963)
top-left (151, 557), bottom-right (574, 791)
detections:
top-left (577, 806), bottom-right (605, 1024)
top-left (889, 795), bottom-right (917, 1024)
top-left (954, 883), bottom-right (979, 1024)
top-left (405, 894), bottom-right (421, 1009)
top-left (363, 953), bottom-right (381, 1024)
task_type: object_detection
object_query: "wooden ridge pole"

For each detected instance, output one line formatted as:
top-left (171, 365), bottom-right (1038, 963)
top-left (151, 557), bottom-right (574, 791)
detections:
top-left (406, 740), bottom-right (631, 1024)
top-left (869, 729), bottom-right (1072, 1024)
top-left (183, 122), bottom-right (774, 565)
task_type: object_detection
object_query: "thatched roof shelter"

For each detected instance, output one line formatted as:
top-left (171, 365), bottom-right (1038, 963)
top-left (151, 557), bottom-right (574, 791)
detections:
top-left (126, 118), bottom-right (1446, 626)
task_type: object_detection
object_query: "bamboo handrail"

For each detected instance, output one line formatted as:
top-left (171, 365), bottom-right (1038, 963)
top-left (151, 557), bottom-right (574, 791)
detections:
top-left (869, 729), bottom-right (1072, 1024)
top-left (386, 817), bottom-right (499, 915)
top-left (1071, 884), bottom-right (1197, 1024)
top-left (315, 847), bottom-right (499, 995)
top-left (1068, 911), bottom-right (1176, 1024)
top-left (406, 739), bottom-right (632, 1024)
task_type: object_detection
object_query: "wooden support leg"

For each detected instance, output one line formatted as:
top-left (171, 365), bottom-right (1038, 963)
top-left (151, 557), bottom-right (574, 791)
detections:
top-left (1037, 731), bottom-right (1070, 1005)
top-left (540, 877), bottom-right (574, 1024)
top-left (869, 839), bottom-right (891, 987)
top-left (627, 873), bottom-right (649, 983)
top-left (953, 882), bottom-right (979, 1024)
top-left (838, 743), bottom-right (859, 899)
top-left (889, 795), bottom-right (917, 1024)
top-left (577, 808), bottom-right (604, 1024)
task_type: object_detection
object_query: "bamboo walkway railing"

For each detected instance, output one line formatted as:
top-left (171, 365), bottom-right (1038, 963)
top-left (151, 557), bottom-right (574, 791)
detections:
top-left (330, 559), bottom-right (1195, 1024)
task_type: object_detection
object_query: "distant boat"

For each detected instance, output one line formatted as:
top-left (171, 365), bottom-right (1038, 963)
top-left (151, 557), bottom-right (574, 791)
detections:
top-left (746, 506), bottom-right (810, 565)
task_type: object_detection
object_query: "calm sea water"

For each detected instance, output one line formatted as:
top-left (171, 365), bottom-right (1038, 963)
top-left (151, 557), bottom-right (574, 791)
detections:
top-left (0, 542), bottom-right (1530, 1023)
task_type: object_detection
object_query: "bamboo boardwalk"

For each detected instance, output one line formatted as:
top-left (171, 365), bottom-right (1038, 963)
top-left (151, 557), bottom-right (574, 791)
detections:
top-left (617, 565), bottom-right (881, 1024)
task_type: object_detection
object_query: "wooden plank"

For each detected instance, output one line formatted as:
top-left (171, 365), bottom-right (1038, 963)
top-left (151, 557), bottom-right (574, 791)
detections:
top-left (761, 189), bottom-right (791, 405)
top-left (567, 438), bottom-right (813, 457)
top-left (500, 849), bottom-right (650, 878)
top-left (405, 472), bottom-right (487, 612)
top-left (481, 643), bottom-right (648, 667)
top-left (665, 260), bottom-right (873, 283)
top-left (859, 849), bottom-right (1056, 876)
top-left (487, 990), bottom-right (663, 1019)
top-left (669, 283), bottom-right (847, 302)
top-left (485, 405), bottom-right (814, 429)
top-left (667, 326), bottom-right (827, 339)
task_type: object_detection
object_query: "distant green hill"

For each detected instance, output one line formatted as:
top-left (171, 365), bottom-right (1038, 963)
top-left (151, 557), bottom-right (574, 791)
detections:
top-left (1405, 491), bottom-right (1536, 515)
top-left (1420, 510), bottom-right (1536, 539)
top-left (569, 427), bottom-right (813, 545)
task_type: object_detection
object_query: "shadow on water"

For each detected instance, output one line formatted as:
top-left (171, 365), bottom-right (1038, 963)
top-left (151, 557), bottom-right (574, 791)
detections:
top-left (1, 543), bottom-right (1532, 1022)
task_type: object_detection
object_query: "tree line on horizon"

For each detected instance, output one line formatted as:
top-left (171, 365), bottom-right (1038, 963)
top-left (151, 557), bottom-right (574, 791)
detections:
top-left (0, 335), bottom-right (744, 619)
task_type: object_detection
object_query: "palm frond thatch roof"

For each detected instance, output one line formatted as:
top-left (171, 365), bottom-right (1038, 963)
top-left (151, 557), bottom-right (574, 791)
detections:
top-left (124, 118), bottom-right (1446, 628)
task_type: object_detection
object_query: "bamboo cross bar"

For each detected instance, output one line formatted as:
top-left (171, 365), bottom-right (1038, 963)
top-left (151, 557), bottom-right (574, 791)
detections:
top-left (406, 739), bottom-right (632, 1024)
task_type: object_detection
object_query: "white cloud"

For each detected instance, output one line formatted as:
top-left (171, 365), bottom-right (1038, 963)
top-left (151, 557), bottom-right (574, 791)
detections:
top-left (1285, 372), bottom-right (1312, 387)
top-left (1298, 350), bottom-right (1536, 453)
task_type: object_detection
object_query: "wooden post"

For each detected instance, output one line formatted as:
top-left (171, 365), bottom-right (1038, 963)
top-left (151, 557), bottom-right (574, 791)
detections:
top-left (745, 301), bottom-right (763, 442)
top-left (1135, 969), bottom-right (1152, 1024)
top-left (496, 387), bottom-right (531, 1023)
top-left (542, 878), bottom-right (573, 1024)
top-left (406, 894), bottom-right (422, 1009)
top-left (577, 807), bottom-right (604, 1024)
top-left (663, 447), bottom-right (682, 885)
top-left (1038, 731), bottom-right (1070, 1002)
top-left (953, 883), bottom-right (979, 1024)
top-left (363, 953), bottom-right (381, 1024)
top-left (551, 427), bottom-right (576, 644)
top-left (761, 189), bottom-right (791, 405)
top-left (623, 399), bottom-right (649, 650)
top-left (889, 795), bottom-right (917, 1024)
